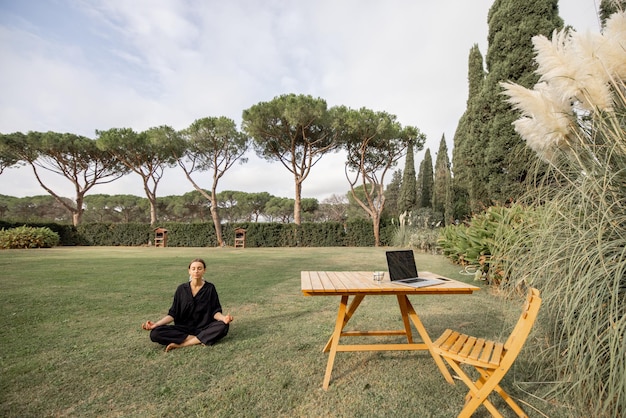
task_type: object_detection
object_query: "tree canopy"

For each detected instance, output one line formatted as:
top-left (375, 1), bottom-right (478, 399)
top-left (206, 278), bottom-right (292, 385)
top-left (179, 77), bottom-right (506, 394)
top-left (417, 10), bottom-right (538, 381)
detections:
top-left (453, 0), bottom-right (564, 213)
top-left (336, 106), bottom-right (425, 246)
top-left (482, 0), bottom-right (563, 205)
top-left (96, 126), bottom-right (184, 226)
top-left (1, 131), bottom-right (127, 225)
top-left (242, 94), bottom-right (339, 225)
top-left (178, 116), bottom-right (250, 246)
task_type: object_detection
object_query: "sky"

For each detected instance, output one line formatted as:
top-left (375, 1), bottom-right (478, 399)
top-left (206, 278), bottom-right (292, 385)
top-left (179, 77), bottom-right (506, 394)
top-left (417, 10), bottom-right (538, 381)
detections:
top-left (0, 0), bottom-right (601, 202)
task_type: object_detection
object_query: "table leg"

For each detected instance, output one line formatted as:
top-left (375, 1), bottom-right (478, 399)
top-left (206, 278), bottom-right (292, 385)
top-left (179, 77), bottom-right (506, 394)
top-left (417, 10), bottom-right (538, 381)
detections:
top-left (323, 294), bottom-right (349, 390)
top-left (396, 295), bottom-right (414, 343)
top-left (323, 294), bottom-right (365, 353)
top-left (402, 295), bottom-right (454, 384)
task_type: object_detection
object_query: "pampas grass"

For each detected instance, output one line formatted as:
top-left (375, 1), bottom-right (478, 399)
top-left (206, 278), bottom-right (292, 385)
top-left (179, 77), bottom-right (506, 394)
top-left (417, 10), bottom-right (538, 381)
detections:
top-left (496, 12), bottom-right (626, 417)
top-left (502, 12), bottom-right (626, 162)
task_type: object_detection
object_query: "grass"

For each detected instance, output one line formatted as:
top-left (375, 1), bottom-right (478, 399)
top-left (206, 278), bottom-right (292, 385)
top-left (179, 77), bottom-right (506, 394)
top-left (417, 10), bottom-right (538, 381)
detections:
top-left (0, 246), bottom-right (570, 417)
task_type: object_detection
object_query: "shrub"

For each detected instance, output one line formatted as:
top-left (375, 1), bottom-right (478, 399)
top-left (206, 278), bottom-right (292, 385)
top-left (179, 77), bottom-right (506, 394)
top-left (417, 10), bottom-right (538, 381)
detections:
top-left (0, 226), bottom-right (60, 249)
top-left (392, 209), bottom-right (443, 253)
top-left (437, 205), bottom-right (528, 283)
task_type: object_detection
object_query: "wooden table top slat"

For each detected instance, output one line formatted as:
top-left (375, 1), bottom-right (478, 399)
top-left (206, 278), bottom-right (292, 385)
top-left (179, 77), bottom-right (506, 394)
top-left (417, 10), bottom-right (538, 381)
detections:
top-left (335, 271), bottom-right (366, 290)
top-left (309, 271), bottom-right (327, 291)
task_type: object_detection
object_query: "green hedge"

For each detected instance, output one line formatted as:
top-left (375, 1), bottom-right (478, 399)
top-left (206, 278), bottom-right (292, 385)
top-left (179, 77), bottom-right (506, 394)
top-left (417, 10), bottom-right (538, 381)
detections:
top-left (0, 220), bottom-right (395, 247)
top-left (75, 223), bottom-right (149, 246)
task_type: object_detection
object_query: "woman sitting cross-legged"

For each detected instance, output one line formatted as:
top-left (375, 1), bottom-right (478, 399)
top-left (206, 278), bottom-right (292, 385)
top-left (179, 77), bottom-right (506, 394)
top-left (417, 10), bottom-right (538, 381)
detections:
top-left (141, 258), bottom-right (233, 352)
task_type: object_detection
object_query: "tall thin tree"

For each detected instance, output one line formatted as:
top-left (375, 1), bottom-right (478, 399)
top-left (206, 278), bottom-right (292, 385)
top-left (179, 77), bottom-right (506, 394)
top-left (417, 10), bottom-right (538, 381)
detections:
top-left (599, 0), bottom-right (626, 25)
top-left (452, 44), bottom-right (485, 217)
top-left (397, 139), bottom-right (417, 218)
top-left (383, 169), bottom-right (403, 219)
top-left (433, 134), bottom-right (453, 224)
top-left (416, 148), bottom-right (433, 209)
top-left (476, 0), bottom-right (564, 207)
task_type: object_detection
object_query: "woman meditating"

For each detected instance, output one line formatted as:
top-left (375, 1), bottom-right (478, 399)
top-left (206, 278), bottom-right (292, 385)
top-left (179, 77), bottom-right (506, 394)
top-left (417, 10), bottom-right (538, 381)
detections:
top-left (142, 258), bottom-right (233, 352)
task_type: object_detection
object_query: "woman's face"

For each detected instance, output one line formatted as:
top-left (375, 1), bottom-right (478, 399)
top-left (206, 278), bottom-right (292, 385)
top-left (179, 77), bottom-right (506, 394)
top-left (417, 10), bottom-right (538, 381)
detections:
top-left (189, 261), bottom-right (206, 279)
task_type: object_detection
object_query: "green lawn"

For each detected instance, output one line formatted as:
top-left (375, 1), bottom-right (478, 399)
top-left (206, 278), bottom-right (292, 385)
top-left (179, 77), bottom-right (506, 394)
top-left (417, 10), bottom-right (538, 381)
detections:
top-left (0, 247), bottom-right (569, 417)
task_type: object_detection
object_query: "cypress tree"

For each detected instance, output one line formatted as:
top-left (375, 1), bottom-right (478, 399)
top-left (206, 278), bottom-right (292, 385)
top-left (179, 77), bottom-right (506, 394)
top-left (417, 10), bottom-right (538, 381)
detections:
top-left (599, 0), bottom-right (626, 25)
top-left (384, 169), bottom-right (403, 219)
top-left (433, 135), bottom-right (453, 224)
top-left (397, 140), bottom-right (417, 215)
top-left (478, 0), bottom-right (563, 206)
top-left (416, 148), bottom-right (433, 209)
top-left (452, 44), bottom-right (485, 216)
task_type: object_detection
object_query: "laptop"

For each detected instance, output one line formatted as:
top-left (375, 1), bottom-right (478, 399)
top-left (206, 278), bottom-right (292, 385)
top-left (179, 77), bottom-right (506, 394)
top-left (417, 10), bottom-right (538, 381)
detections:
top-left (385, 250), bottom-right (446, 288)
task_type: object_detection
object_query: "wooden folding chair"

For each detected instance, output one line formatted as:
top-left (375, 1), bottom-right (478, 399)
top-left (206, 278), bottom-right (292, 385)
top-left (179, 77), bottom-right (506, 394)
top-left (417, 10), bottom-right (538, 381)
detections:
top-left (432, 288), bottom-right (541, 418)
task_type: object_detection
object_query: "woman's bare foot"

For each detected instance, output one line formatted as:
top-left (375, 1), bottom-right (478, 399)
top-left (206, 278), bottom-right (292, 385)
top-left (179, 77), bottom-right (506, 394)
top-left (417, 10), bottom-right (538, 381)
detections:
top-left (165, 343), bottom-right (180, 352)
top-left (165, 335), bottom-right (201, 352)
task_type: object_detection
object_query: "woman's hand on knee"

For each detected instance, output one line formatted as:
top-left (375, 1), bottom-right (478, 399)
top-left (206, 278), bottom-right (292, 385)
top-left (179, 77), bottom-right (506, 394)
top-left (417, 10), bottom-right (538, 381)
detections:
top-left (215, 312), bottom-right (233, 324)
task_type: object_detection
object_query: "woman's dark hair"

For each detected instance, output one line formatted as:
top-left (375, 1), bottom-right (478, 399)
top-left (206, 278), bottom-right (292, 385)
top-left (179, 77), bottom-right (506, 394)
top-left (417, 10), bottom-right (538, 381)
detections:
top-left (189, 258), bottom-right (206, 268)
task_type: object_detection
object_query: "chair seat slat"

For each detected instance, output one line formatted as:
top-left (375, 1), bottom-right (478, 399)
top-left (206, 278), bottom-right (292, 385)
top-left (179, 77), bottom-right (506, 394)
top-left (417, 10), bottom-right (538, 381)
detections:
top-left (441, 330), bottom-right (460, 350)
top-left (479, 340), bottom-right (495, 363)
top-left (459, 336), bottom-right (477, 358)
top-left (469, 338), bottom-right (485, 360)
top-left (450, 333), bottom-right (469, 354)
top-left (490, 342), bottom-right (505, 365)
top-left (433, 329), bottom-right (453, 347)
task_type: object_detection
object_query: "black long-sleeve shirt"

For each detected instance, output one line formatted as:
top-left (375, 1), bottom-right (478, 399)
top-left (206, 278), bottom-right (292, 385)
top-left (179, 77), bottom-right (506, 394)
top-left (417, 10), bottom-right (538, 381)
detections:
top-left (167, 281), bottom-right (222, 331)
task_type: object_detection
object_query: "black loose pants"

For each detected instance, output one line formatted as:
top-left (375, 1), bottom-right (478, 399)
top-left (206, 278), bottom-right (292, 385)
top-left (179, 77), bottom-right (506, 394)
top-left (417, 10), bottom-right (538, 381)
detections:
top-left (150, 321), bottom-right (229, 346)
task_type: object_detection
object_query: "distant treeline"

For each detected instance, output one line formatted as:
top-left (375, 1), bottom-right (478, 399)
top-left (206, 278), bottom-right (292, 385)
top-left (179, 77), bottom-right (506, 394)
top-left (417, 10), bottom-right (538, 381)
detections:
top-left (0, 219), bottom-right (395, 248)
top-left (0, 184), bottom-right (408, 225)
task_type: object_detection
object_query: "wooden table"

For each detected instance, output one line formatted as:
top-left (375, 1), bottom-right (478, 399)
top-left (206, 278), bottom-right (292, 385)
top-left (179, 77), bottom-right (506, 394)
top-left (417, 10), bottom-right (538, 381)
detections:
top-left (301, 271), bottom-right (480, 390)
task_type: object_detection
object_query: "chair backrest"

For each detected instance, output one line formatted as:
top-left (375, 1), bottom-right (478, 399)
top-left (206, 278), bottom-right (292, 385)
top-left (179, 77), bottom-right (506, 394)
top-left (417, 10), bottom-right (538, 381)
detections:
top-left (502, 288), bottom-right (542, 361)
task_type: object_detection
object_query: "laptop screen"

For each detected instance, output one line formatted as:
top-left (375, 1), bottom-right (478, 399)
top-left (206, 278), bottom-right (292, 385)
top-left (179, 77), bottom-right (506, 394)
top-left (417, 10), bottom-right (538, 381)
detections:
top-left (386, 250), bottom-right (419, 281)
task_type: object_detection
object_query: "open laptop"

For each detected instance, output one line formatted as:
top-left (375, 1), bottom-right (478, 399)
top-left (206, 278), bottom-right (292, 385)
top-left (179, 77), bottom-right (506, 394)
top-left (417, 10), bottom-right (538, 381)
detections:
top-left (385, 250), bottom-right (446, 288)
